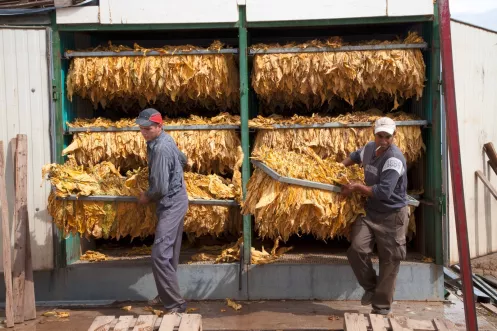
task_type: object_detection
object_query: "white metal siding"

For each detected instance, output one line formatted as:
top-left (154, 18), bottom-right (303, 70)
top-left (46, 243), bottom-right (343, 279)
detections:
top-left (56, 0), bottom-right (434, 25)
top-left (0, 29), bottom-right (53, 271)
top-left (57, 0), bottom-right (239, 25)
top-left (246, 0), bottom-right (433, 22)
top-left (448, 21), bottom-right (497, 264)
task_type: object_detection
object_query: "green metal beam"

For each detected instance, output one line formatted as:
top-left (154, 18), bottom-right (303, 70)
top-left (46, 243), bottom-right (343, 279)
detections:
top-left (50, 13), bottom-right (66, 268)
top-left (51, 16), bottom-right (81, 266)
top-left (238, 5), bottom-right (252, 264)
top-left (246, 15), bottom-right (433, 28)
top-left (58, 22), bottom-right (238, 32)
top-left (431, 3), bottom-right (443, 266)
top-left (421, 5), bottom-right (442, 265)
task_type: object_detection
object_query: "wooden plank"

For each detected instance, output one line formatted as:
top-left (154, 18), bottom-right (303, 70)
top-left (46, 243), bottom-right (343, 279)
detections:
top-left (369, 314), bottom-right (387, 331)
top-left (0, 142), bottom-right (14, 328)
top-left (23, 205), bottom-right (36, 321)
top-left (87, 316), bottom-right (115, 331)
top-left (484, 142), bottom-right (497, 176)
top-left (132, 315), bottom-right (157, 331)
top-left (433, 318), bottom-right (456, 331)
top-left (475, 170), bottom-right (497, 200)
top-left (178, 314), bottom-right (202, 331)
top-left (159, 314), bottom-right (181, 331)
top-left (482, 303), bottom-right (497, 315)
top-left (114, 315), bottom-right (135, 331)
top-left (344, 313), bottom-right (368, 331)
top-left (406, 319), bottom-right (437, 330)
top-left (12, 135), bottom-right (28, 324)
top-left (389, 317), bottom-right (412, 331)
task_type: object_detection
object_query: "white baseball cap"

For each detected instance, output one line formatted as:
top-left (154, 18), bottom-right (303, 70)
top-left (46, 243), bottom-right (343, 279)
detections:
top-left (374, 117), bottom-right (396, 135)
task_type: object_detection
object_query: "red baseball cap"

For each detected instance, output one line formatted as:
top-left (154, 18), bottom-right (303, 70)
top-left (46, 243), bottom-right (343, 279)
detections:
top-left (136, 108), bottom-right (163, 126)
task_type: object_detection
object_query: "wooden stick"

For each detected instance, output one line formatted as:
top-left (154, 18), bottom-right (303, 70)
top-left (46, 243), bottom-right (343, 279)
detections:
top-left (0, 141), bottom-right (15, 327)
top-left (23, 213), bottom-right (36, 320)
top-left (484, 142), bottom-right (497, 176)
top-left (12, 135), bottom-right (28, 324)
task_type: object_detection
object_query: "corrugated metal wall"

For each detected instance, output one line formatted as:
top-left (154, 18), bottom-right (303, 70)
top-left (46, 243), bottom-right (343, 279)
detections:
top-left (0, 28), bottom-right (53, 271)
top-left (448, 21), bottom-right (497, 264)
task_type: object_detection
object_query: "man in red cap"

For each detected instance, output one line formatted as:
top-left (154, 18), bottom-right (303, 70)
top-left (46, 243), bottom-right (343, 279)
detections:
top-left (136, 108), bottom-right (188, 313)
top-left (341, 117), bottom-right (409, 316)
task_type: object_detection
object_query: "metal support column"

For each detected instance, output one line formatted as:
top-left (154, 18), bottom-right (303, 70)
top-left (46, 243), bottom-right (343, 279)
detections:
top-left (238, 5), bottom-right (251, 263)
top-left (438, 0), bottom-right (477, 330)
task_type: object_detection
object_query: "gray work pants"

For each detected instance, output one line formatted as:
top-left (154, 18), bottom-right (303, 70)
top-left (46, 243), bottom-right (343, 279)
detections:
top-left (347, 206), bottom-right (409, 310)
top-left (152, 189), bottom-right (189, 310)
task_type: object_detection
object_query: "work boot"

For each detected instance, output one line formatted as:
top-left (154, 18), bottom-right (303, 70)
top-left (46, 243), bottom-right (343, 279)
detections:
top-left (361, 290), bottom-right (375, 306)
top-left (148, 295), bottom-right (162, 306)
top-left (168, 302), bottom-right (187, 314)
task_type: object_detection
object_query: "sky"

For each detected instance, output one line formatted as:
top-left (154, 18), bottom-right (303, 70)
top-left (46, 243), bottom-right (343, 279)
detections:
top-left (450, 0), bottom-right (497, 32)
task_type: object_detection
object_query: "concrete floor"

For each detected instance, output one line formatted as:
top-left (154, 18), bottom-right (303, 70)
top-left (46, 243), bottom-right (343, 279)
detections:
top-left (2, 296), bottom-right (496, 331)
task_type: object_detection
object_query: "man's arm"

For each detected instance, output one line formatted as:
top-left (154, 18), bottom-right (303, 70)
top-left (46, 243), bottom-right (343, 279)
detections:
top-left (342, 157), bottom-right (355, 167)
top-left (343, 146), bottom-right (364, 167)
top-left (146, 152), bottom-right (170, 201)
top-left (178, 150), bottom-right (188, 169)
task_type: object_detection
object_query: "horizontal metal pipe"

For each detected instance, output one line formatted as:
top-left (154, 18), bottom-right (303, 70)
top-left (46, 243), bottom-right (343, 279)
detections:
top-left (66, 124), bottom-right (240, 133)
top-left (258, 120), bottom-right (428, 130)
top-left (249, 42), bottom-right (428, 55)
top-left (66, 121), bottom-right (426, 133)
top-left (56, 195), bottom-right (238, 206)
top-left (64, 48), bottom-right (239, 58)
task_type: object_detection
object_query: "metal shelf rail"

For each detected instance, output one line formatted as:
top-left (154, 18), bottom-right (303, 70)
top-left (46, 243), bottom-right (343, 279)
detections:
top-left (56, 195), bottom-right (238, 206)
top-left (64, 49), bottom-right (239, 58)
top-left (64, 42), bottom-right (428, 59)
top-left (66, 124), bottom-right (240, 133)
top-left (249, 120), bottom-right (428, 130)
top-left (249, 43), bottom-right (428, 55)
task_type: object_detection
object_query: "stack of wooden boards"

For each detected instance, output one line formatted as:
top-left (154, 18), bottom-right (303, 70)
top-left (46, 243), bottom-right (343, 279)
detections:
top-left (88, 313), bottom-right (202, 331)
top-left (0, 135), bottom-right (36, 327)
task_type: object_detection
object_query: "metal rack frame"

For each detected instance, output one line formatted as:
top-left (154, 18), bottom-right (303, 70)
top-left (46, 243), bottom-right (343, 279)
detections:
top-left (249, 42), bottom-right (428, 55)
top-left (249, 120), bottom-right (428, 130)
top-left (64, 49), bottom-right (239, 58)
top-left (66, 124), bottom-right (240, 133)
top-left (56, 195), bottom-right (238, 206)
top-left (64, 42), bottom-right (427, 59)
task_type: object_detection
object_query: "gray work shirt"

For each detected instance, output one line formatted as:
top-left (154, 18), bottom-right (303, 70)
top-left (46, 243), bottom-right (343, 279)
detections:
top-left (146, 132), bottom-right (188, 205)
top-left (350, 142), bottom-right (407, 213)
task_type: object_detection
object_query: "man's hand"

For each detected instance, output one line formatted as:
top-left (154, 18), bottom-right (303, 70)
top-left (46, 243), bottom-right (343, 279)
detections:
top-left (341, 183), bottom-right (355, 197)
top-left (138, 192), bottom-right (150, 205)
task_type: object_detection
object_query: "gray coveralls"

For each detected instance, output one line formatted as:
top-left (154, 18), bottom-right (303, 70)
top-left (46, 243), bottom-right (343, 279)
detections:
top-left (146, 132), bottom-right (189, 310)
top-left (347, 142), bottom-right (409, 311)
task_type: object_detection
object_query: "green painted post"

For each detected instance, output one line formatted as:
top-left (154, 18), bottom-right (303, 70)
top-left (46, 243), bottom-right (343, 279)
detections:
top-left (51, 14), bottom-right (81, 266)
top-left (238, 5), bottom-right (252, 263)
top-left (421, 7), bottom-right (443, 265)
top-left (51, 13), bottom-right (67, 268)
top-left (431, 4), bottom-right (443, 265)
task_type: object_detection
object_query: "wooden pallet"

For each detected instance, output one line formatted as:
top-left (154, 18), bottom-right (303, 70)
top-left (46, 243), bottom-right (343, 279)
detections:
top-left (88, 313), bottom-right (202, 331)
top-left (344, 313), bottom-right (457, 331)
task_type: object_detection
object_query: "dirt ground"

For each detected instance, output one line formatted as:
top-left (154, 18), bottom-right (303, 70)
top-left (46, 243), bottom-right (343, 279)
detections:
top-left (1, 296), bottom-right (496, 331)
top-left (472, 253), bottom-right (497, 278)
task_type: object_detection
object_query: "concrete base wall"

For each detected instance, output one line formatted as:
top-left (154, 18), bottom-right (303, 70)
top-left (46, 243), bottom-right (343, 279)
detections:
top-left (0, 260), bottom-right (444, 303)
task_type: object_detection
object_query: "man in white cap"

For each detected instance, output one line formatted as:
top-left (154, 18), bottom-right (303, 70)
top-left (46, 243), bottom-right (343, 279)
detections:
top-left (341, 117), bottom-right (409, 316)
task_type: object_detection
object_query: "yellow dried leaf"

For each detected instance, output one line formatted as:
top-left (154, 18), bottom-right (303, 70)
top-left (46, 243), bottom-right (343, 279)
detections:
top-left (121, 306), bottom-right (132, 311)
top-left (67, 42), bottom-right (239, 113)
top-left (251, 33), bottom-right (426, 112)
top-left (226, 298), bottom-right (242, 311)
